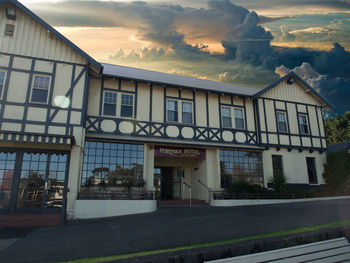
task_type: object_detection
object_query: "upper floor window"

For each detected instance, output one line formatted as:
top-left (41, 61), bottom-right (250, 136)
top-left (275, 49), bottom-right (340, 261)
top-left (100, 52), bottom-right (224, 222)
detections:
top-left (276, 111), bottom-right (288, 133)
top-left (103, 91), bottom-right (134, 118)
top-left (298, 114), bottom-right (309, 135)
top-left (182, 102), bottom-right (192, 124)
top-left (0, 71), bottom-right (6, 99)
top-left (31, 75), bottom-right (50, 103)
top-left (167, 100), bottom-right (193, 124)
top-left (222, 107), bottom-right (232, 128)
top-left (103, 91), bottom-right (117, 116)
top-left (234, 108), bottom-right (244, 129)
top-left (221, 106), bottom-right (245, 129)
top-left (121, 94), bottom-right (133, 118)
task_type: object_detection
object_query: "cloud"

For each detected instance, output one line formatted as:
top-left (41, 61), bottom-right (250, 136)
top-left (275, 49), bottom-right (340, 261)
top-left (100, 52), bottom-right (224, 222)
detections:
top-left (29, 1), bottom-right (350, 114)
top-left (275, 62), bottom-right (350, 115)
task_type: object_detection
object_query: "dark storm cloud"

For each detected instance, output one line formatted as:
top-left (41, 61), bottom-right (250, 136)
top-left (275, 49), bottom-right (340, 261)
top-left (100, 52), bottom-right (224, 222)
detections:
top-left (276, 62), bottom-right (350, 115)
top-left (31, 0), bottom-right (350, 114)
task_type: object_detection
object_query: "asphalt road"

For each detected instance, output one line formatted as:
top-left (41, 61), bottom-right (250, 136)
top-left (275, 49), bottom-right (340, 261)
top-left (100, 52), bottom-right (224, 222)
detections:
top-left (1, 199), bottom-right (350, 263)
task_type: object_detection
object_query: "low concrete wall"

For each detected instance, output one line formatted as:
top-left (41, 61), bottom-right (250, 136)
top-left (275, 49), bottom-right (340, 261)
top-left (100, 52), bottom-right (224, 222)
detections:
top-left (210, 196), bottom-right (350, 207)
top-left (74, 200), bottom-right (157, 219)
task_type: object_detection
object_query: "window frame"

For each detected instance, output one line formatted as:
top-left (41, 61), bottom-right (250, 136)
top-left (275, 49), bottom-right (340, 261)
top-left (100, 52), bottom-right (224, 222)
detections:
top-left (306, 157), bottom-right (318, 184)
top-left (0, 70), bottom-right (7, 99)
top-left (30, 74), bottom-right (51, 104)
top-left (103, 91), bottom-right (117, 116)
top-left (298, 113), bottom-right (310, 135)
top-left (120, 93), bottom-right (134, 118)
top-left (276, 110), bottom-right (288, 133)
top-left (272, 155), bottom-right (283, 178)
top-left (166, 99), bottom-right (193, 124)
top-left (221, 106), bottom-right (245, 129)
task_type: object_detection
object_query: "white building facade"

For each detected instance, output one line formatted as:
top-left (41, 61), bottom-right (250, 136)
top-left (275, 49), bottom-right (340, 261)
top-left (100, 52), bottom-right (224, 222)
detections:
top-left (0, 0), bottom-right (330, 225)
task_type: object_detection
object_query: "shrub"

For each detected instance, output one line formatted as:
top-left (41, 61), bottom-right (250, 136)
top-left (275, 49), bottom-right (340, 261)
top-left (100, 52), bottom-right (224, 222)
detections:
top-left (270, 172), bottom-right (287, 194)
top-left (227, 181), bottom-right (269, 194)
top-left (323, 150), bottom-right (350, 191)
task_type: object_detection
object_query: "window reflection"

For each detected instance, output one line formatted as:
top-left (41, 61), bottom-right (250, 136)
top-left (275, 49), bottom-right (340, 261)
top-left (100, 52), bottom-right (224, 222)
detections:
top-left (220, 150), bottom-right (263, 188)
top-left (0, 152), bottom-right (16, 209)
top-left (81, 141), bottom-right (144, 190)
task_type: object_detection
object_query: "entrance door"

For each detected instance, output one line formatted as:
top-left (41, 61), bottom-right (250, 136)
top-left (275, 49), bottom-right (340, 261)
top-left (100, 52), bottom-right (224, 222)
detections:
top-left (0, 150), bottom-right (69, 214)
top-left (161, 167), bottom-right (173, 199)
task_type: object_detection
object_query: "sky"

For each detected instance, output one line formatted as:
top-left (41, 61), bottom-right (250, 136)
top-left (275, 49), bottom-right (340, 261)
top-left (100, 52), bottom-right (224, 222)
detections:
top-left (19, 0), bottom-right (350, 116)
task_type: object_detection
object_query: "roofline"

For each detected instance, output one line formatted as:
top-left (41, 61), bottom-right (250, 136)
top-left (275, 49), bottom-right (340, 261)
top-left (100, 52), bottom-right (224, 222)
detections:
top-left (253, 71), bottom-right (332, 109)
top-left (102, 73), bottom-right (255, 97)
top-left (2, 0), bottom-right (102, 72)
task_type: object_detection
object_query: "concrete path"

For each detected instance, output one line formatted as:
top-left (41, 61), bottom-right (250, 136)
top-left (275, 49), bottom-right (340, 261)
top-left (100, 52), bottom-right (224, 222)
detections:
top-left (0, 199), bottom-right (350, 263)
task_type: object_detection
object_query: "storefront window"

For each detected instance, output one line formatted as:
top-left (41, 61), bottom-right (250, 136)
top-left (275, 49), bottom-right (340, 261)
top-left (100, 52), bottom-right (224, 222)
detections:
top-left (0, 152), bottom-right (16, 209)
top-left (81, 141), bottom-right (144, 189)
top-left (220, 150), bottom-right (263, 188)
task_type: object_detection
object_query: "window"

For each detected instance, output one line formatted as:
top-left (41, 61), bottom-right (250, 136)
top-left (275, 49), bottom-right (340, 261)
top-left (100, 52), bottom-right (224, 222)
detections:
top-left (167, 100), bottom-right (178, 122)
top-left (81, 142), bottom-right (144, 189)
top-left (221, 106), bottom-right (245, 129)
top-left (276, 111), bottom-right (288, 133)
top-left (306, 157), bottom-right (317, 184)
top-left (272, 155), bottom-right (283, 178)
top-left (220, 150), bottom-right (263, 188)
top-left (182, 102), bottom-right (192, 124)
top-left (103, 91), bottom-right (117, 116)
top-left (121, 94), bottom-right (133, 117)
top-left (0, 152), bottom-right (16, 210)
top-left (31, 75), bottom-right (50, 103)
top-left (0, 71), bottom-right (6, 99)
top-left (222, 107), bottom-right (232, 128)
top-left (298, 114), bottom-right (309, 135)
top-left (234, 108), bottom-right (244, 129)
top-left (4, 24), bottom-right (15, 37)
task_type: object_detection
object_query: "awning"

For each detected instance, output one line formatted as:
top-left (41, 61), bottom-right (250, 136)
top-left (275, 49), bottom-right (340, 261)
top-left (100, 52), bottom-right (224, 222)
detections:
top-left (0, 132), bottom-right (75, 146)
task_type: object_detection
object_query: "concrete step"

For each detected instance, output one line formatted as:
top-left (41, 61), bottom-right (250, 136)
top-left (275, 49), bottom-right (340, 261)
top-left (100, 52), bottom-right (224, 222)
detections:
top-left (0, 214), bottom-right (61, 227)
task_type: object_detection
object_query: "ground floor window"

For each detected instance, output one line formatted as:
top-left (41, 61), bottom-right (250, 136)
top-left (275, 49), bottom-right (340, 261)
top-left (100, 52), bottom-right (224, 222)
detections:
top-left (306, 157), bottom-right (317, 184)
top-left (81, 141), bottom-right (144, 190)
top-left (272, 155), bottom-right (283, 177)
top-left (220, 150), bottom-right (263, 188)
top-left (0, 150), bottom-right (69, 212)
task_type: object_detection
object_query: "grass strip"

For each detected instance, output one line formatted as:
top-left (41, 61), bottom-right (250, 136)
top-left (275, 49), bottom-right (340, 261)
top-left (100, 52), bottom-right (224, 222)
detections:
top-left (59, 219), bottom-right (350, 263)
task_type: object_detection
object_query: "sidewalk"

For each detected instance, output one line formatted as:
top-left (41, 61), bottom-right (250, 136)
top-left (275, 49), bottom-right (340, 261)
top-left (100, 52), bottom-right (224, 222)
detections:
top-left (0, 199), bottom-right (350, 263)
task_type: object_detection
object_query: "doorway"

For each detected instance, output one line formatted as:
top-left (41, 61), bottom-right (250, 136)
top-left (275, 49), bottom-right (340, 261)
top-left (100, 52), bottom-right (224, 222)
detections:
top-left (154, 167), bottom-right (181, 200)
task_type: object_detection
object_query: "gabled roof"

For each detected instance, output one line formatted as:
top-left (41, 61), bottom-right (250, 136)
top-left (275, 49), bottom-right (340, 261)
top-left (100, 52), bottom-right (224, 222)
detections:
top-left (102, 63), bottom-right (261, 97)
top-left (328, 141), bottom-right (350, 153)
top-left (253, 71), bottom-right (332, 109)
top-left (1, 0), bottom-right (102, 73)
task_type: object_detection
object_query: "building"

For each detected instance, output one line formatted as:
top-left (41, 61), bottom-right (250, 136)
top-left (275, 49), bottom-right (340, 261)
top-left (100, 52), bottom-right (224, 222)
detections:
top-left (0, 0), bottom-right (331, 225)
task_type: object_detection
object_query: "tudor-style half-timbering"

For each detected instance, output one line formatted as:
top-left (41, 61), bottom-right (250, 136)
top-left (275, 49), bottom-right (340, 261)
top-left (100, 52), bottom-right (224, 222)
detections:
top-left (85, 64), bottom-right (261, 148)
top-left (255, 72), bottom-right (329, 152)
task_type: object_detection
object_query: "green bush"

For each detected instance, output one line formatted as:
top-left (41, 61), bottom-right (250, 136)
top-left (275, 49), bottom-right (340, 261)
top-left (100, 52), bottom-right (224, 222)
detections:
top-left (270, 172), bottom-right (287, 194)
top-left (323, 150), bottom-right (350, 191)
top-left (227, 181), bottom-right (269, 194)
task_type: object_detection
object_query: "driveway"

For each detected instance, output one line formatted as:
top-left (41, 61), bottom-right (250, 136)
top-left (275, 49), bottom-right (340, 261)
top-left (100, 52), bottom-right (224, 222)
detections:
top-left (1, 199), bottom-right (350, 263)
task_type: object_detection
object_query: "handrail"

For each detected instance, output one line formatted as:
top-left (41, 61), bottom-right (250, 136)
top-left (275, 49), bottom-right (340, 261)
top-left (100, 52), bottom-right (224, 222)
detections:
top-left (182, 182), bottom-right (192, 206)
top-left (198, 179), bottom-right (211, 202)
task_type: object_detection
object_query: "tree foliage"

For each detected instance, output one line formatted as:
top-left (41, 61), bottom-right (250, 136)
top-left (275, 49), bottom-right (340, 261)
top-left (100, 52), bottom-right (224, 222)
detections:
top-left (323, 150), bottom-right (350, 191)
top-left (325, 112), bottom-right (350, 145)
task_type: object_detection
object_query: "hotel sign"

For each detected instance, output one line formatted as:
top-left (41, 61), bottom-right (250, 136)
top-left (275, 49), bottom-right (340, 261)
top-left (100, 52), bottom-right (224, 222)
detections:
top-left (154, 146), bottom-right (206, 159)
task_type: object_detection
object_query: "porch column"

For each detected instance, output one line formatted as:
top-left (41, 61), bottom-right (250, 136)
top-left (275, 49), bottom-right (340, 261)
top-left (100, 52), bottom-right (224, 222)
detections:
top-left (143, 144), bottom-right (155, 190)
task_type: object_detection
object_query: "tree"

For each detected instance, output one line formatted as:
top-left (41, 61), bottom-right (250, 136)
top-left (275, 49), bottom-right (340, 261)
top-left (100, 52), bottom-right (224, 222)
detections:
top-left (325, 112), bottom-right (350, 145)
top-left (323, 150), bottom-right (350, 191)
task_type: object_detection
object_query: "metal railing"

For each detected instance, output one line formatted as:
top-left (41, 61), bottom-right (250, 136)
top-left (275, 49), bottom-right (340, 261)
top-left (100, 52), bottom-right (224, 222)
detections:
top-left (182, 182), bottom-right (192, 206)
top-left (198, 179), bottom-right (212, 202)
